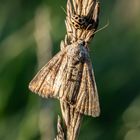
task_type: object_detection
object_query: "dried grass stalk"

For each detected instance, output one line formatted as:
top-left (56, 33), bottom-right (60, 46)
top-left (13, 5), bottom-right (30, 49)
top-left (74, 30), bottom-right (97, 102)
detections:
top-left (66, 0), bottom-right (100, 43)
top-left (29, 0), bottom-right (100, 140)
top-left (57, 0), bottom-right (100, 140)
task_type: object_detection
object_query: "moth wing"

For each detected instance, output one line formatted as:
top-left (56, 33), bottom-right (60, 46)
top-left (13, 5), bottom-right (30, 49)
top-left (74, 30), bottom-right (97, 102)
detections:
top-left (56, 60), bottom-right (83, 103)
top-left (29, 50), bottom-right (66, 98)
top-left (75, 61), bottom-right (100, 117)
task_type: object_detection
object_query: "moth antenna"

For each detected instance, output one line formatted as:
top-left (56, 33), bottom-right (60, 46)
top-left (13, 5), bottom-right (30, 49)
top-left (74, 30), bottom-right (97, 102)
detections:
top-left (93, 19), bottom-right (109, 35)
top-left (61, 6), bottom-right (67, 15)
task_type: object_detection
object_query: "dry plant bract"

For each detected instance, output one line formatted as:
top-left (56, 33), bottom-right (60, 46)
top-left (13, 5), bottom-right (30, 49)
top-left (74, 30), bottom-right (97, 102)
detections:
top-left (66, 0), bottom-right (100, 43)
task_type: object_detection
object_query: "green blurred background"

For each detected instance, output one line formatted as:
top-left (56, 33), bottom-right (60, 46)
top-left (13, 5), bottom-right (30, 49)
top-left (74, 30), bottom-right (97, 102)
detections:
top-left (0, 0), bottom-right (140, 140)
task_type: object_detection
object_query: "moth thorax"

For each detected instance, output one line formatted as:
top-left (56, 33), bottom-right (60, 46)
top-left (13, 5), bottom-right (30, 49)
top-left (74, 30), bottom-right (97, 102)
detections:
top-left (77, 40), bottom-right (85, 46)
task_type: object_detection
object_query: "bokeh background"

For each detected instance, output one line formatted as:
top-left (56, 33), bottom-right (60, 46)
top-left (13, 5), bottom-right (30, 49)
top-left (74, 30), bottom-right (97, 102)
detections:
top-left (0, 0), bottom-right (140, 140)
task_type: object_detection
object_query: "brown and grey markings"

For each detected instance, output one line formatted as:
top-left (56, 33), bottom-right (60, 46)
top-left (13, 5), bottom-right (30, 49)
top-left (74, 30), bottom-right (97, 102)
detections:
top-left (29, 40), bottom-right (100, 117)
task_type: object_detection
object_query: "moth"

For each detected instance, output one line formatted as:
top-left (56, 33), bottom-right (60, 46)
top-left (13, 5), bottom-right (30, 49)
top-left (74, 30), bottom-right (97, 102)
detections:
top-left (29, 40), bottom-right (100, 117)
top-left (71, 14), bottom-right (96, 30)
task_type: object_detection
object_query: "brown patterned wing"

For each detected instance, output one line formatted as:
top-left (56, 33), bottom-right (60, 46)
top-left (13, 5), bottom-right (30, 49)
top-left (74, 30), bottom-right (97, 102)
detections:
top-left (29, 50), bottom-right (66, 98)
top-left (55, 57), bottom-right (84, 104)
top-left (75, 60), bottom-right (100, 117)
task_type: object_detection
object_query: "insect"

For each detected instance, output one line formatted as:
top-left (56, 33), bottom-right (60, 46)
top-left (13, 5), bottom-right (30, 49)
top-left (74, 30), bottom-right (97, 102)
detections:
top-left (70, 14), bottom-right (96, 30)
top-left (29, 40), bottom-right (100, 117)
top-left (61, 7), bottom-right (96, 30)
